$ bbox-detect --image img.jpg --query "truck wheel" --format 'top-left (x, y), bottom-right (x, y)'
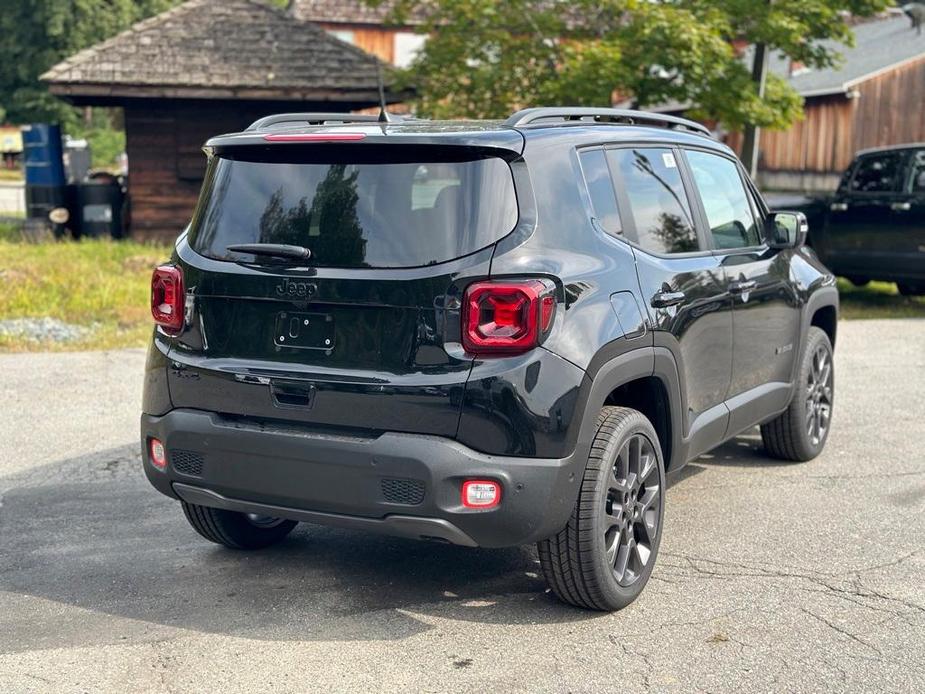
top-left (181, 501), bottom-right (297, 549)
top-left (897, 282), bottom-right (923, 297)
top-left (538, 407), bottom-right (665, 611)
top-left (845, 275), bottom-right (870, 287)
top-left (761, 327), bottom-right (834, 462)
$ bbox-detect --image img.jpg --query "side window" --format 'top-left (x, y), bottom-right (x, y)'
top-left (685, 150), bottom-right (761, 250)
top-left (578, 149), bottom-right (622, 236)
top-left (608, 147), bottom-right (699, 254)
top-left (909, 151), bottom-right (925, 193)
top-left (849, 152), bottom-right (904, 193)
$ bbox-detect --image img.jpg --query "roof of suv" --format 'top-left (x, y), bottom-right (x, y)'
top-left (205, 108), bottom-right (725, 155)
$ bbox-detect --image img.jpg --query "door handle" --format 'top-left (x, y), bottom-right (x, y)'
top-left (830, 202), bottom-right (848, 212)
top-left (651, 290), bottom-right (686, 309)
top-left (729, 279), bottom-right (758, 294)
top-left (891, 201), bottom-right (912, 212)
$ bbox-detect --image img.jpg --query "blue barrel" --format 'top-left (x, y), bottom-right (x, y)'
top-left (22, 124), bottom-right (66, 186)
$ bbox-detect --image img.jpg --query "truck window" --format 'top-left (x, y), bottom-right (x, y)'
top-left (849, 152), bottom-right (904, 193)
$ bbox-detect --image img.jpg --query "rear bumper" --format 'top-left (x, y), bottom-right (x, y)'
top-left (141, 409), bottom-right (584, 548)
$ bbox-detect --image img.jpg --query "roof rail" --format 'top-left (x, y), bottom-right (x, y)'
top-left (504, 108), bottom-right (712, 138)
top-left (246, 112), bottom-right (406, 131)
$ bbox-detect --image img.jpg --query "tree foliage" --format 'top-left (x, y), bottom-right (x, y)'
top-left (385, 0), bottom-right (893, 130)
top-left (0, 0), bottom-right (181, 126)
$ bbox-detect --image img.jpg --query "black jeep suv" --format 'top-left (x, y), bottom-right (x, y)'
top-left (142, 108), bottom-right (838, 611)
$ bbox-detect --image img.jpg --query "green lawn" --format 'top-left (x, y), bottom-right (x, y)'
top-left (0, 238), bottom-right (171, 351)
top-left (836, 278), bottom-right (925, 320)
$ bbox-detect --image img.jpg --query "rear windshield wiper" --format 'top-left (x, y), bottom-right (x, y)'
top-left (226, 243), bottom-right (312, 261)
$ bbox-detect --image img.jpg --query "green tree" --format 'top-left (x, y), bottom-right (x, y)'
top-left (0, 1), bottom-right (182, 126)
top-left (384, 0), bottom-right (891, 132)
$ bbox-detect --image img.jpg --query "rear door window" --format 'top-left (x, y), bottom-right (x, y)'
top-left (189, 148), bottom-right (518, 268)
top-left (608, 147), bottom-right (699, 254)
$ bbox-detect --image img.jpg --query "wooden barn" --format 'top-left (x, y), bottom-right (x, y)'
top-left (289, 0), bottom-right (426, 67)
top-left (650, 14), bottom-right (925, 192)
top-left (42, 0), bottom-right (400, 241)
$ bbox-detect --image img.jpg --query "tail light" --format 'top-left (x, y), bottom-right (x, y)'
top-left (151, 265), bottom-right (185, 334)
top-left (462, 279), bottom-right (557, 356)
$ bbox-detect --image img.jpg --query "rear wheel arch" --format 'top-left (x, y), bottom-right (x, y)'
top-left (576, 345), bottom-right (684, 471)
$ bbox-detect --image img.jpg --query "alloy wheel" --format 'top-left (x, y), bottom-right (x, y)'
top-left (806, 344), bottom-right (833, 447)
top-left (602, 434), bottom-right (661, 587)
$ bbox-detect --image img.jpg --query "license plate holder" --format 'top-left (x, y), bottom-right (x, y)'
top-left (273, 312), bottom-right (334, 352)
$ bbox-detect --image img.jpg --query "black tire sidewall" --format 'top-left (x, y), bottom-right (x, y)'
top-left (588, 411), bottom-right (666, 609)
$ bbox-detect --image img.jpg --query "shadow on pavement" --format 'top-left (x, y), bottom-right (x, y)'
top-left (0, 444), bottom-right (600, 654)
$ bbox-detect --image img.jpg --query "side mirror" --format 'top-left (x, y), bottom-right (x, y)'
top-left (766, 211), bottom-right (808, 249)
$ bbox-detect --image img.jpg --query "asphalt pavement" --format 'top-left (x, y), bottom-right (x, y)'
top-left (0, 320), bottom-right (923, 693)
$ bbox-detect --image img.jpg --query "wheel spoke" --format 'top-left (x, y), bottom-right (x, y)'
top-left (614, 535), bottom-right (633, 581)
top-left (637, 486), bottom-right (659, 516)
top-left (635, 540), bottom-right (651, 568)
top-left (602, 499), bottom-right (623, 531)
top-left (604, 528), bottom-right (620, 566)
top-left (639, 451), bottom-right (656, 484)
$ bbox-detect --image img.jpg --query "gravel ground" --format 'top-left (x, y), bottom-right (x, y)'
top-left (0, 321), bottom-right (923, 693)
top-left (0, 318), bottom-right (90, 344)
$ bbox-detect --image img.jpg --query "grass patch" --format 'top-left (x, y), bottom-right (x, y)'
top-left (0, 220), bottom-right (22, 241)
top-left (836, 278), bottom-right (925, 319)
top-left (0, 239), bottom-right (172, 351)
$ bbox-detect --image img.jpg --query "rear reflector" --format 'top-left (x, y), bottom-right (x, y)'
top-left (263, 133), bottom-right (366, 142)
top-left (462, 480), bottom-right (502, 509)
top-left (461, 279), bottom-right (556, 356)
top-left (151, 265), bottom-right (184, 334)
top-left (149, 438), bottom-right (167, 470)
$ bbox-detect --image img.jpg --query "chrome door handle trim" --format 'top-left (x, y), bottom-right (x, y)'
top-left (891, 202), bottom-right (912, 212)
top-left (830, 202), bottom-right (848, 212)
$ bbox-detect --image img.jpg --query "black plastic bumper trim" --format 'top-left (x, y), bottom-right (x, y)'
top-left (173, 483), bottom-right (479, 547)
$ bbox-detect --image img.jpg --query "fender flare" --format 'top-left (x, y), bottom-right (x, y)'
top-left (570, 345), bottom-right (686, 472)
top-left (801, 284), bottom-right (839, 344)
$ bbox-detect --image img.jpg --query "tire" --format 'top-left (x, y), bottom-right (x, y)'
top-left (761, 326), bottom-right (834, 462)
top-left (845, 275), bottom-right (870, 287)
top-left (538, 407), bottom-right (666, 611)
top-left (897, 282), bottom-right (924, 297)
top-left (181, 502), bottom-right (297, 550)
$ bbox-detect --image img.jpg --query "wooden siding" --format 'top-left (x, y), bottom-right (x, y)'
top-left (728, 55), bottom-right (925, 176)
top-left (317, 22), bottom-right (399, 63)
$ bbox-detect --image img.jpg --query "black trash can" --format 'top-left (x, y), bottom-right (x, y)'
top-left (75, 180), bottom-right (126, 238)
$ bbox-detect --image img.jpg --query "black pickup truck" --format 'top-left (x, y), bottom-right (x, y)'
top-left (772, 145), bottom-right (925, 295)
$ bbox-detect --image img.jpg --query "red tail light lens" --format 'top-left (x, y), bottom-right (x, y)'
top-left (462, 280), bottom-right (556, 355)
top-left (151, 265), bottom-right (185, 334)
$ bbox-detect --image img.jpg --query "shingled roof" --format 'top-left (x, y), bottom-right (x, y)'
top-left (42, 0), bottom-right (397, 103)
top-left (289, 0), bottom-right (425, 26)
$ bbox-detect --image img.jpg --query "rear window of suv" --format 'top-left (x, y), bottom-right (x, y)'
top-left (188, 147), bottom-right (518, 268)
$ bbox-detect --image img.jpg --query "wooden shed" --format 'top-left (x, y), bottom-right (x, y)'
top-left (42, 0), bottom-right (400, 240)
